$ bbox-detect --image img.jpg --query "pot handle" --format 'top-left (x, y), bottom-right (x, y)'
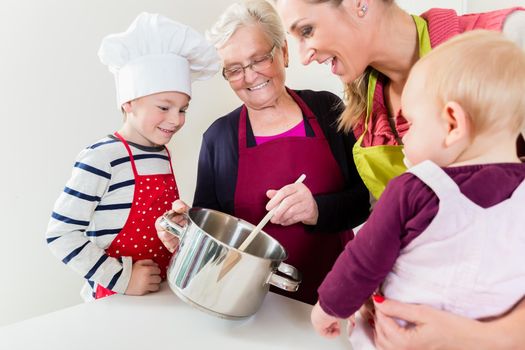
top-left (158, 210), bottom-right (189, 239)
top-left (269, 262), bottom-right (302, 292)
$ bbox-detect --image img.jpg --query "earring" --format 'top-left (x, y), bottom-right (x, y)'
top-left (358, 3), bottom-right (368, 17)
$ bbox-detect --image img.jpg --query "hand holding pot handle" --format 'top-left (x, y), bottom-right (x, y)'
top-left (156, 199), bottom-right (189, 253)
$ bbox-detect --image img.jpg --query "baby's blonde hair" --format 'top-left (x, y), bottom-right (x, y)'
top-left (415, 30), bottom-right (525, 136)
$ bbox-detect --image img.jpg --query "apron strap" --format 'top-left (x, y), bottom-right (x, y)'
top-left (238, 88), bottom-right (323, 151)
top-left (113, 132), bottom-right (175, 177)
top-left (412, 15), bottom-right (432, 57)
top-left (360, 69), bottom-right (379, 145)
top-left (238, 105), bottom-right (249, 151)
top-left (407, 160), bottom-right (460, 201)
top-left (359, 15), bottom-right (431, 148)
top-left (286, 88), bottom-right (324, 137)
top-left (114, 132), bottom-right (139, 177)
top-left (163, 146), bottom-right (175, 176)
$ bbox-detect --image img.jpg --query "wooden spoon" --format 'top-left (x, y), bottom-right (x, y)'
top-left (238, 174), bottom-right (306, 251)
top-left (216, 174), bottom-right (306, 282)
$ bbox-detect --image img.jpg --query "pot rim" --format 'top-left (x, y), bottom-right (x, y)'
top-left (170, 207), bottom-right (289, 263)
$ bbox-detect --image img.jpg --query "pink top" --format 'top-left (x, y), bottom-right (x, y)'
top-left (254, 120), bottom-right (306, 145)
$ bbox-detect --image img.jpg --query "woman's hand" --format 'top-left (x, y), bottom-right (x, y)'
top-left (359, 295), bottom-right (376, 328)
top-left (374, 296), bottom-right (525, 350)
top-left (373, 298), bottom-right (480, 350)
top-left (155, 199), bottom-right (189, 253)
top-left (311, 302), bottom-right (341, 338)
top-left (266, 182), bottom-right (318, 226)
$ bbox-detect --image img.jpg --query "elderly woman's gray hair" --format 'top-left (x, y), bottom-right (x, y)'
top-left (207, 0), bottom-right (286, 49)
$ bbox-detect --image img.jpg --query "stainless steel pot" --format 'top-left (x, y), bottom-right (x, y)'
top-left (159, 207), bottom-right (301, 319)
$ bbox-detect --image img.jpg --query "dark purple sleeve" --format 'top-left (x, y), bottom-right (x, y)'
top-left (317, 173), bottom-right (438, 318)
top-left (192, 111), bottom-right (240, 215)
top-left (193, 137), bottom-right (220, 210)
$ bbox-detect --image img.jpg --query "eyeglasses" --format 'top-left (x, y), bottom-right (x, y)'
top-left (222, 46), bottom-right (276, 82)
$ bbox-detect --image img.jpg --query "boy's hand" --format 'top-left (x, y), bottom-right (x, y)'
top-left (125, 259), bottom-right (161, 296)
top-left (155, 199), bottom-right (189, 253)
top-left (311, 301), bottom-right (341, 338)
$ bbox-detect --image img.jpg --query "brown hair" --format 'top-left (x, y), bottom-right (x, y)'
top-left (299, 0), bottom-right (391, 133)
top-left (273, 0), bottom-right (395, 132)
top-left (338, 70), bottom-right (371, 133)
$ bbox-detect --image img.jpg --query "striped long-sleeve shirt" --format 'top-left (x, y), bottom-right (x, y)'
top-left (46, 135), bottom-right (173, 300)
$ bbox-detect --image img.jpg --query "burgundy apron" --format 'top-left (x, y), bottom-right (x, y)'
top-left (95, 132), bottom-right (179, 299)
top-left (234, 89), bottom-right (354, 304)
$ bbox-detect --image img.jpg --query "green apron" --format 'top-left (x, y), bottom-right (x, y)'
top-left (352, 15), bottom-right (432, 199)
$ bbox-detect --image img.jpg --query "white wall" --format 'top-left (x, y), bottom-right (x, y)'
top-left (0, 0), bottom-right (343, 327)
top-left (0, 0), bottom-right (521, 327)
top-left (0, 0), bottom-right (233, 327)
top-left (467, 0), bottom-right (524, 12)
top-left (396, 0), bottom-right (465, 14)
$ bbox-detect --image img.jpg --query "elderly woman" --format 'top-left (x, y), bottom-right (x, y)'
top-left (275, 0), bottom-right (525, 348)
top-left (159, 0), bottom-right (369, 306)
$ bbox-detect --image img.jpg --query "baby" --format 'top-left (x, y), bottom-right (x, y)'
top-left (311, 30), bottom-right (525, 337)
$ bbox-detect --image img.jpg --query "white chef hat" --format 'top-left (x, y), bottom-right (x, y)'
top-left (98, 12), bottom-right (220, 107)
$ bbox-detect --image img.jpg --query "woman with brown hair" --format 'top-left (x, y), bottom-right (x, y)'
top-left (274, 0), bottom-right (525, 348)
top-left (276, 0), bottom-right (525, 200)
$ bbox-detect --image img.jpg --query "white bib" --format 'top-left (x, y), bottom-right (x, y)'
top-left (382, 160), bottom-right (525, 319)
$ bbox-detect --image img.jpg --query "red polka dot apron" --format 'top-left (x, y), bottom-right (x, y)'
top-left (95, 132), bottom-right (179, 299)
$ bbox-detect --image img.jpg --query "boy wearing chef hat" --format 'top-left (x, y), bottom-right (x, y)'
top-left (45, 12), bottom-right (219, 301)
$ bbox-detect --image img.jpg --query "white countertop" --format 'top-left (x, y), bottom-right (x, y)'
top-left (0, 283), bottom-right (353, 350)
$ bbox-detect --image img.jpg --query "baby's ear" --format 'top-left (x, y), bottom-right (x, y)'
top-left (442, 101), bottom-right (470, 147)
